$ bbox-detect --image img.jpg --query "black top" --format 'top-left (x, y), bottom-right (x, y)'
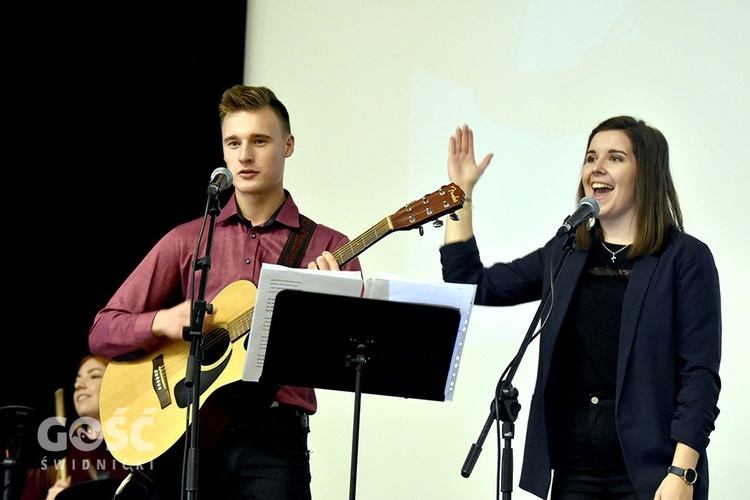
top-left (549, 239), bottom-right (633, 408)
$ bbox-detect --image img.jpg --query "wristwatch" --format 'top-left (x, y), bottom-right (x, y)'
top-left (668, 465), bottom-right (698, 485)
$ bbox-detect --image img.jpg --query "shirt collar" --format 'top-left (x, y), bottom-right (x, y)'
top-left (216, 190), bottom-right (301, 229)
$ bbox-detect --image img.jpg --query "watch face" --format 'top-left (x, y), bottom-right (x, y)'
top-left (685, 468), bottom-right (698, 484)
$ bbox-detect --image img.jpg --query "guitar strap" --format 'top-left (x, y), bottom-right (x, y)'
top-left (276, 214), bottom-right (318, 268)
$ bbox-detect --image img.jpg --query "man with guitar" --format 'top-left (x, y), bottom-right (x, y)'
top-left (89, 85), bottom-right (360, 499)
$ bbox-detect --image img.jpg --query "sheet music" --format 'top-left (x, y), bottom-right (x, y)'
top-left (242, 263), bottom-right (364, 382)
top-left (243, 265), bottom-right (476, 400)
top-left (364, 273), bottom-right (477, 401)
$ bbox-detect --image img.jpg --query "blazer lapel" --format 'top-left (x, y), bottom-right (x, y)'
top-left (538, 248), bottom-right (589, 380)
top-left (616, 254), bottom-right (658, 396)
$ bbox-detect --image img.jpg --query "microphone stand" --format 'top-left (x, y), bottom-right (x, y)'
top-left (461, 232), bottom-right (578, 500)
top-left (182, 191), bottom-right (223, 500)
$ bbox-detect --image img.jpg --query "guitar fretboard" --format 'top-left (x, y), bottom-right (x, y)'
top-left (333, 218), bottom-right (393, 267)
top-left (229, 308), bottom-right (253, 342)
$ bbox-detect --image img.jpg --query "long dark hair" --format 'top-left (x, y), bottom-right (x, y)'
top-left (575, 115), bottom-right (683, 256)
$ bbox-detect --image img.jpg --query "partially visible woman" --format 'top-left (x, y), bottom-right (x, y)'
top-left (21, 355), bottom-right (136, 499)
top-left (439, 117), bottom-right (721, 499)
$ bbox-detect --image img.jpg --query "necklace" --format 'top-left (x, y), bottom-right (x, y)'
top-left (601, 241), bottom-right (630, 263)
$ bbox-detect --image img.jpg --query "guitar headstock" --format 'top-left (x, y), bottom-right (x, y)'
top-left (390, 183), bottom-right (465, 231)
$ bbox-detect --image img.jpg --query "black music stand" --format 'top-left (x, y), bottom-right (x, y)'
top-left (1, 405), bottom-right (67, 500)
top-left (260, 289), bottom-right (462, 500)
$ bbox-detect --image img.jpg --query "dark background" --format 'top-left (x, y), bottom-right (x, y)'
top-left (2, 2), bottom-right (247, 421)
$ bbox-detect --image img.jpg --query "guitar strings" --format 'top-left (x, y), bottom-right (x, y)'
top-left (333, 218), bottom-right (390, 264)
top-left (198, 307), bottom-right (253, 352)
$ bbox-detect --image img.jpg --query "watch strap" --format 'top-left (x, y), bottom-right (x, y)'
top-left (667, 465), bottom-right (698, 485)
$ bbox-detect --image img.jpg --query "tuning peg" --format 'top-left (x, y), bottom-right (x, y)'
top-left (432, 219), bottom-right (444, 228)
top-left (419, 226), bottom-right (425, 236)
top-left (449, 213), bottom-right (460, 221)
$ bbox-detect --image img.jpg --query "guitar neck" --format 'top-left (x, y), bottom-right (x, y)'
top-left (332, 217), bottom-right (392, 267)
top-left (330, 183), bottom-right (465, 267)
top-left (228, 307), bottom-right (254, 342)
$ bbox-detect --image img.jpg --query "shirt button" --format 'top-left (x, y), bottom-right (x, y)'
top-left (251, 233), bottom-right (257, 239)
top-left (245, 259), bottom-right (251, 264)
top-left (590, 396), bottom-right (599, 405)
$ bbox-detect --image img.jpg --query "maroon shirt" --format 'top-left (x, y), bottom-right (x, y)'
top-left (89, 191), bottom-right (361, 413)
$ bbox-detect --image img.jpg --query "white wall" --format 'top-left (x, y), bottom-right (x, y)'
top-left (245, 1), bottom-right (749, 498)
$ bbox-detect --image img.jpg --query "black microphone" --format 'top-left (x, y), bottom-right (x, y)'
top-left (207, 167), bottom-right (233, 196)
top-left (557, 196), bottom-right (600, 236)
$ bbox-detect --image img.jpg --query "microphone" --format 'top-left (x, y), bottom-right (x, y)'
top-left (557, 196), bottom-right (600, 236)
top-left (207, 167), bottom-right (233, 196)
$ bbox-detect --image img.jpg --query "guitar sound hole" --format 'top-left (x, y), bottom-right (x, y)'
top-left (201, 328), bottom-right (230, 365)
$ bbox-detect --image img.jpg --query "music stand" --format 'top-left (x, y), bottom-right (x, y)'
top-left (260, 289), bottom-right (462, 500)
top-left (1, 405), bottom-right (66, 500)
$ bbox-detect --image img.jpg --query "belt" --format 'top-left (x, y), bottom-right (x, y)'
top-left (268, 404), bottom-right (310, 429)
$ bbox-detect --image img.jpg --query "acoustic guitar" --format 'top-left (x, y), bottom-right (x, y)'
top-left (99, 183), bottom-right (465, 465)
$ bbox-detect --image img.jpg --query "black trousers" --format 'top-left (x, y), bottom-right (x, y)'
top-left (135, 404), bottom-right (312, 500)
top-left (550, 397), bottom-right (636, 500)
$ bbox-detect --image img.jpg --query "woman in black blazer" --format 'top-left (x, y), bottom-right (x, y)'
top-left (440, 117), bottom-right (721, 500)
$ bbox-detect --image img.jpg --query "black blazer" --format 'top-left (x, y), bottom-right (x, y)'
top-left (440, 229), bottom-right (721, 499)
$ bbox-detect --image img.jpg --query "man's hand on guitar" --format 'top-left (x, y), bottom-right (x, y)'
top-left (307, 251), bottom-right (340, 271)
top-left (152, 300), bottom-right (197, 341)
